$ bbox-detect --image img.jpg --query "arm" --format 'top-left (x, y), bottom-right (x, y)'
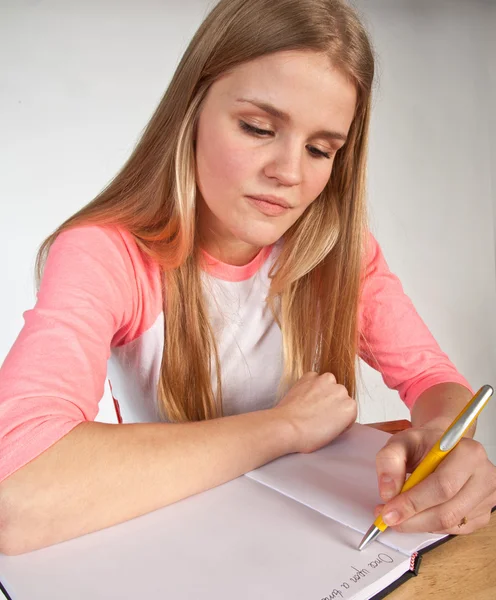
top-left (0, 227), bottom-right (355, 554)
top-left (411, 381), bottom-right (475, 434)
top-left (374, 381), bottom-right (495, 535)
top-left (0, 409), bottom-right (294, 556)
top-left (357, 233), bottom-right (475, 444)
top-left (359, 235), bottom-right (496, 534)
top-left (0, 227), bottom-right (294, 554)
top-left (358, 232), bottom-right (473, 409)
top-left (0, 373), bottom-right (356, 556)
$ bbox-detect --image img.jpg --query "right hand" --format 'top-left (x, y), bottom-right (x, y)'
top-left (273, 371), bottom-right (357, 454)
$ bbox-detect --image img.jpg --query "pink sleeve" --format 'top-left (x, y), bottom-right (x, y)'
top-left (0, 225), bottom-right (145, 483)
top-left (358, 232), bottom-right (473, 409)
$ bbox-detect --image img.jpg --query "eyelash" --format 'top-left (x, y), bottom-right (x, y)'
top-left (238, 120), bottom-right (332, 160)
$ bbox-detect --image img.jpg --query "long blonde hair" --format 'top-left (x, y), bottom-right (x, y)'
top-left (35, 0), bottom-right (374, 422)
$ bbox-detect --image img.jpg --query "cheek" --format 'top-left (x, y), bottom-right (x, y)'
top-left (196, 122), bottom-right (253, 194)
top-left (303, 162), bottom-right (334, 205)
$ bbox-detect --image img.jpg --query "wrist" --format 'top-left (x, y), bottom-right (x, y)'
top-left (415, 416), bottom-right (476, 440)
top-left (410, 383), bottom-right (475, 436)
top-left (413, 416), bottom-right (453, 432)
top-left (267, 405), bottom-right (299, 455)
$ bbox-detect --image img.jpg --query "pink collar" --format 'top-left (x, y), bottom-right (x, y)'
top-left (199, 245), bottom-right (274, 282)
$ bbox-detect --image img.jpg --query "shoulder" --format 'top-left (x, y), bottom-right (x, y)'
top-left (53, 223), bottom-right (143, 262)
top-left (51, 223), bottom-right (158, 276)
top-left (46, 224), bottom-right (162, 345)
top-left (361, 230), bottom-right (383, 276)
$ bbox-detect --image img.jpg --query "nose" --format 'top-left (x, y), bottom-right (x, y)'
top-left (263, 140), bottom-right (304, 187)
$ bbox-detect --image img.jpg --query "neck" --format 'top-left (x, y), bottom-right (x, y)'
top-left (200, 238), bottom-right (263, 266)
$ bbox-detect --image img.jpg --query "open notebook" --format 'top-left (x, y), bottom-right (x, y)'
top-left (0, 424), bottom-right (450, 600)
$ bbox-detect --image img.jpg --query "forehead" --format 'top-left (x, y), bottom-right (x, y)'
top-left (211, 50), bottom-right (357, 132)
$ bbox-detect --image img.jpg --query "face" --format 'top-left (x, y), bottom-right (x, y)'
top-left (195, 49), bottom-right (357, 265)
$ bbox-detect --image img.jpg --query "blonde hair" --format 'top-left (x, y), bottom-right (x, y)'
top-left (35, 0), bottom-right (375, 422)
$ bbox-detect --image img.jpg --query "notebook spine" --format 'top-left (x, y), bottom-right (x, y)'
top-left (410, 551), bottom-right (421, 575)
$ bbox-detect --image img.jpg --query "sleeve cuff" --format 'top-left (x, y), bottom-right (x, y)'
top-left (403, 374), bottom-right (474, 410)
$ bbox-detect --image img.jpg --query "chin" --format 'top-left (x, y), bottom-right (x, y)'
top-left (233, 215), bottom-right (290, 245)
top-left (234, 228), bottom-right (284, 249)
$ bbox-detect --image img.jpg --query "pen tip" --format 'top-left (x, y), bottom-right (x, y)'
top-left (357, 524), bottom-right (382, 551)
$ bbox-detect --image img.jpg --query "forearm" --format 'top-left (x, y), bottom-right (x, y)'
top-left (411, 382), bottom-right (474, 434)
top-left (0, 410), bottom-right (294, 555)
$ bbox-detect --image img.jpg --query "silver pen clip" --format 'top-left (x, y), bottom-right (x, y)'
top-left (439, 385), bottom-right (494, 452)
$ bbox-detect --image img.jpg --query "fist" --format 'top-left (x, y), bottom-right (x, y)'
top-left (274, 371), bottom-right (357, 454)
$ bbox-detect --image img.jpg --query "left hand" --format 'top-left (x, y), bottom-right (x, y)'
top-left (374, 426), bottom-right (496, 534)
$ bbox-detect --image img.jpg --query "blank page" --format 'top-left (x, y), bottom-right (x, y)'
top-left (246, 423), bottom-right (446, 555)
top-left (0, 476), bottom-right (408, 600)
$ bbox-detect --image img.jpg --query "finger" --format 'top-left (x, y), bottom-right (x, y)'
top-left (297, 372), bottom-right (318, 386)
top-left (431, 499), bottom-right (495, 535)
top-left (319, 372), bottom-right (337, 384)
top-left (374, 504), bottom-right (385, 519)
top-left (383, 440), bottom-right (484, 531)
top-left (375, 479), bottom-right (495, 530)
top-left (408, 488), bottom-right (496, 535)
top-left (373, 500), bottom-right (490, 526)
top-left (380, 443), bottom-right (473, 528)
top-left (455, 512), bottom-right (493, 534)
top-left (375, 430), bottom-right (427, 502)
top-left (397, 499), bottom-right (493, 536)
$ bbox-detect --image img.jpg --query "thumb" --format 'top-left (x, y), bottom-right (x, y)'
top-left (375, 430), bottom-right (425, 502)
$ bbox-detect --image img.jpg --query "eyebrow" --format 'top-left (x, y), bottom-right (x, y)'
top-left (235, 97), bottom-right (348, 143)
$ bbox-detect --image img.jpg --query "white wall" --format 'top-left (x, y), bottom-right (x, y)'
top-left (1, 1), bottom-right (495, 459)
top-left (489, 1), bottom-right (496, 275)
top-left (351, 0), bottom-right (496, 463)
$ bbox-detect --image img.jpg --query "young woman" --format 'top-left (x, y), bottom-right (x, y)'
top-left (0, 0), bottom-right (494, 556)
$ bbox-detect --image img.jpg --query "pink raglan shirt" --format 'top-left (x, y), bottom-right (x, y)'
top-left (0, 226), bottom-right (472, 483)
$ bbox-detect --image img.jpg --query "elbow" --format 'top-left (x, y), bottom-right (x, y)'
top-left (0, 525), bottom-right (34, 557)
top-left (0, 540), bottom-right (34, 557)
top-left (0, 482), bottom-right (40, 556)
top-left (0, 485), bottom-right (19, 555)
top-left (0, 532), bottom-right (26, 557)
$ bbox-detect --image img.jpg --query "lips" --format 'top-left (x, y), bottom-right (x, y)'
top-left (246, 195), bottom-right (291, 208)
top-left (246, 196), bottom-right (291, 217)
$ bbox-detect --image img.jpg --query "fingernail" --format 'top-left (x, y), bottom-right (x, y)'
top-left (382, 510), bottom-right (400, 526)
top-left (380, 475), bottom-right (395, 500)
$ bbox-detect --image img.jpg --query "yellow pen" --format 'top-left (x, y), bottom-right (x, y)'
top-left (358, 384), bottom-right (494, 551)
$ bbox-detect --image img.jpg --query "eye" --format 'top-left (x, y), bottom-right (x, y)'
top-left (239, 120), bottom-right (332, 160)
top-left (307, 146), bottom-right (332, 160)
top-left (239, 120), bottom-right (274, 137)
